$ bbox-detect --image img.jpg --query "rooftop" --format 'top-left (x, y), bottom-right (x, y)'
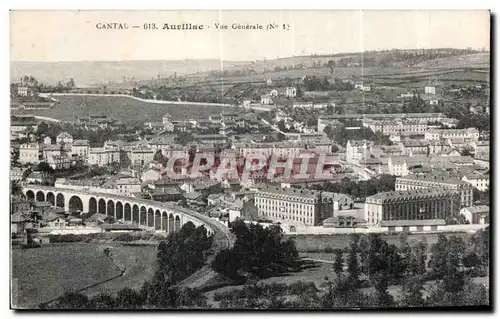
top-left (381, 219), bottom-right (446, 227)
top-left (397, 174), bottom-right (469, 185)
top-left (258, 186), bottom-right (322, 199)
top-left (463, 205), bottom-right (490, 214)
top-left (367, 188), bottom-right (457, 202)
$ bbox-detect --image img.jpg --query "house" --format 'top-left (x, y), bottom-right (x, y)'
top-left (67, 217), bottom-right (83, 227)
top-left (207, 193), bottom-right (224, 206)
top-left (424, 86), bottom-right (436, 95)
top-left (346, 140), bottom-right (373, 163)
top-left (162, 113), bottom-right (175, 132)
top-left (115, 177), bottom-right (142, 195)
top-left (26, 171), bottom-right (45, 184)
top-left (148, 187), bottom-right (183, 202)
top-left (184, 191), bottom-right (204, 205)
top-left (285, 87), bottom-right (297, 98)
top-left (86, 213), bottom-right (114, 225)
top-left (71, 139), bottom-right (90, 157)
top-left (43, 213), bottom-right (67, 228)
top-left (47, 155), bottom-right (73, 170)
top-left (460, 206), bottom-right (489, 225)
top-left (472, 141), bottom-right (490, 154)
top-left (11, 212), bottom-right (30, 234)
top-left (11, 167), bottom-right (30, 182)
top-left (56, 132), bottom-right (74, 145)
top-left (260, 95), bottom-right (273, 105)
top-left (19, 143), bottom-right (41, 164)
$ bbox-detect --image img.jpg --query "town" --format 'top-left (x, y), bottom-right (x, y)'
top-left (10, 48), bottom-right (490, 309)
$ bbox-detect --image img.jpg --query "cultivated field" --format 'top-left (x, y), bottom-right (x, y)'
top-left (11, 244), bottom-right (122, 308)
top-left (12, 95), bottom-right (239, 123)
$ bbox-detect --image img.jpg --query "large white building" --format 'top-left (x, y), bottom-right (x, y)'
top-left (462, 172), bottom-right (489, 192)
top-left (363, 119), bottom-right (428, 136)
top-left (395, 175), bottom-right (474, 207)
top-left (255, 186), bottom-right (323, 226)
top-left (71, 139), bottom-right (90, 157)
top-left (424, 128), bottom-right (480, 141)
top-left (19, 143), bottom-right (41, 164)
top-left (88, 147), bottom-right (120, 167)
top-left (424, 86), bottom-right (436, 95)
top-left (345, 140), bottom-right (373, 162)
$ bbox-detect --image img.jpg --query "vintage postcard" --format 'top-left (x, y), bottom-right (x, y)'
top-left (10, 10), bottom-right (491, 310)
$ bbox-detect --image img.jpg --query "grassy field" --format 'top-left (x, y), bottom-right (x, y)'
top-left (12, 95), bottom-right (238, 123)
top-left (82, 245), bottom-right (158, 297)
top-left (11, 244), bottom-right (122, 308)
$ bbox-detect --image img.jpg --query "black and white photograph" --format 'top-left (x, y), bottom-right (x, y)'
top-left (9, 9), bottom-right (491, 310)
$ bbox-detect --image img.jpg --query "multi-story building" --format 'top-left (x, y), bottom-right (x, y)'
top-left (285, 87), bottom-right (297, 98)
top-left (345, 140), bottom-right (373, 162)
top-left (115, 177), bottom-right (142, 195)
top-left (232, 141), bottom-right (304, 159)
top-left (71, 139), bottom-right (90, 157)
top-left (260, 95), bottom-right (273, 105)
top-left (88, 147), bottom-right (120, 167)
top-left (255, 186), bottom-right (326, 226)
top-left (388, 155), bottom-right (475, 176)
top-left (398, 139), bottom-right (429, 155)
top-left (47, 155), bottom-right (72, 170)
top-left (365, 188), bottom-right (461, 228)
top-left (126, 147), bottom-right (155, 168)
top-left (56, 132), bottom-right (74, 145)
top-left (42, 144), bottom-right (71, 162)
top-left (147, 135), bottom-right (177, 154)
top-left (462, 172), bottom-right (489, 192)
top-left (428, 139), bottom-right (452, 155)
top-left (472, 140), bottom-right (490, 154)
top-left (424, 128), bottom-right (480, 141)
top-left (19, 143), bottom-right (41, 164)
top-left (363, 119), bottom-right (428, 136)
top-left (395, 174), bottom-right (474, 207)
top-left (10, 167), bottom-right (30, 182)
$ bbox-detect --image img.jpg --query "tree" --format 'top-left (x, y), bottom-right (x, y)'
top-left (371, 274), bottom-right (394, 308)
top-left (327, 60), bottom-right (335, 74)
top-left (428, 234), bottom-right (449, 278)
top-left (347, 235), bottom-right (360, 287)
top-left (174, 132), bottom-right (195, 146)
top-left (398, 275), bottom-right (425, 307)
top-left (212, 249), bottom-right (241, 280)
top-left (213, 220), bottom-right (300, 280)
top-left (333, 249), bottom-right (343, 275)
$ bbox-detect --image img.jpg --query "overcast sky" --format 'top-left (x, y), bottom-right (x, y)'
top-left (10, 10), bottom-right (490, 62)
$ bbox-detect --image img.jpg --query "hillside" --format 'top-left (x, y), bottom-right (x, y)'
top-left (411, 53), bottom-right (490, 69)
top-left (10, 59), bottom-right (247, 87)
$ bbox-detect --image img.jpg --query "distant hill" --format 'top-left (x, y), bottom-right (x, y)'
top-left (411, 53), bottom-right (490, 69)
top-left (10, 59), bottom-right (247, 87)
